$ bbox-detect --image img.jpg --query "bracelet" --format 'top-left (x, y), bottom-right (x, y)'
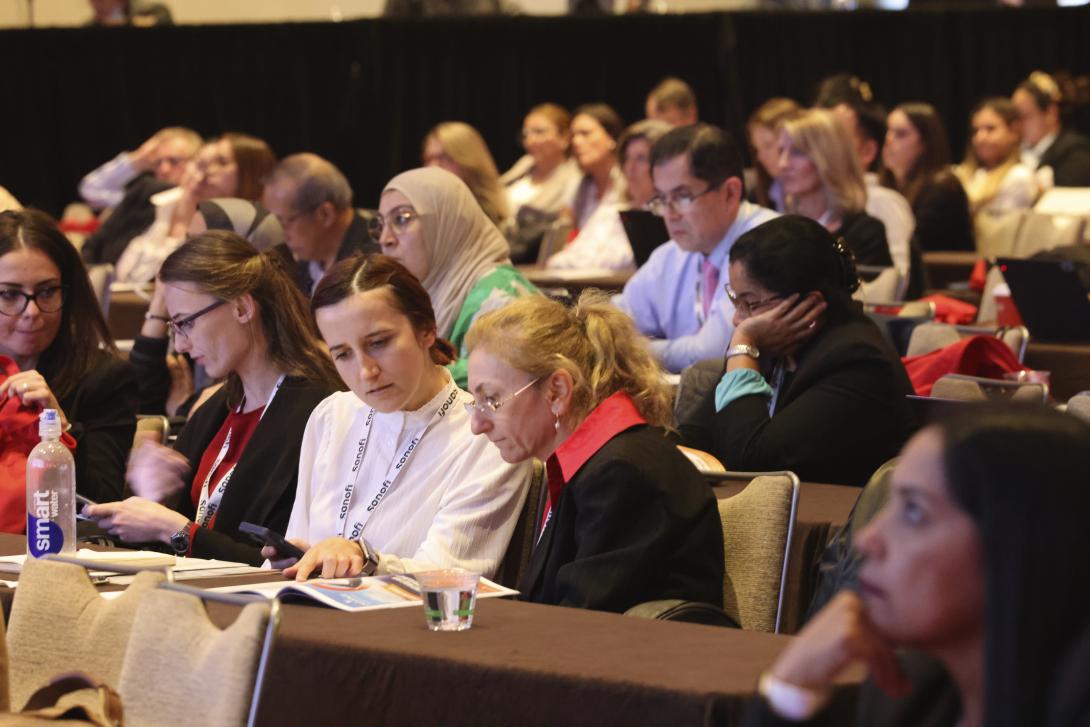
top-left (145, 313), bottom-right (171, 323)
top-left (757, 671), bottom-right (831, 721)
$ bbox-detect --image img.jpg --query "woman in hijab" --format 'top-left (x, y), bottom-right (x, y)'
top-left (372, 167), bottom-right (537, 389)
top-left (130, 199), bottom-right (287, 415)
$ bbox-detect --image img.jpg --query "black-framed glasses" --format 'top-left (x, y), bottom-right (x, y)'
top-left (367, 206), bottom-right (419, 243)
top-left (725, 287), bottom-right (783, 317)
top-left (464, 377), bottom-right (541, 417)
top-left (0, 285), bottom-right (67, 316)
top-left (647, 180), bottom-right (724, 217)
top-left (168, 300), bottom-right (226, 340)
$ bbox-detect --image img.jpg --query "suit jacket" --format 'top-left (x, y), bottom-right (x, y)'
top-left (1039, 128), bottom-right (1090, 188)
top-left (745, 652), bottom-right (961, 727)
top-left (518, 424), bottom-right (724, 613)
top-left (290, 211), bottom-right (380, 294)
top-left (56, 354), bottom-right (138, 504)
top-left (81, 173), bottom-right (171, 266)
top-left (678, 308), bottom-right (917, 487)
top-left (171, 377), bottom-right (333, 564)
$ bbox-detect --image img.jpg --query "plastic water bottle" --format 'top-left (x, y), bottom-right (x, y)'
top-left (26, 409), bottom-right (76, 558)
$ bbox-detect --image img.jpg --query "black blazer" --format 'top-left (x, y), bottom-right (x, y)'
top-left (56, 354), bottom-right (138, 504)
top-left (518, 424), bottom-right (724, 613)
top-left (1039, 128), bottom-right (1090, 188)
top-left (290, 211), bottom-right (380, 294)
top-left (834, 212), bottom-right (893, 268)
top-left (81, 173), bottom-right (171, 266)
top-left (678, 308), bottom-right (917, 487)
top-left (913, 172), bottom-right (975, 252)
top-left (171, 377), bottom-right (333, 564)
top-left (745, 652), bottom-right (960, 727)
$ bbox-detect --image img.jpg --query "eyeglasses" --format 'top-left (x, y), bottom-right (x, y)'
top-left (725, 287), bottom-right (783, 317)
top-left (168, 300), bottom-right (226, 340)
top-left (0, 285), bottom-right (66, 316)
top-left (367, 207), bottom-right (418, 243)
top-left (464, 377), bottom-right (541, 417)
top-left (647, 181), bottom-right (724, 217)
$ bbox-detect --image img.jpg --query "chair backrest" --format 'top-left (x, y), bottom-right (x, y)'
top-left (673, 358), bottom-right (722, 429)
top-left (1066, 391), bottom-right (1090, 424)
top-left (853, 266), bottom-right (902, 303)
top-left (931, 373), bottom-right (1048, 403)
top-left (975, 209), bottom-right (1025, 258)
top-left (976, 264), bottom-right (1007, 324)
top-left (134, 415), bottom-right (171, 447)
top-left (906, 322), bottom-right (1031, 362)
top-left (117, 584), bottom-right (278, 727)
top-left (492, 459), bottom-right (545, 588)
top-left (716, 471), bottom-right (799, 634)
top-left (535, 220), bottom-right (573, 267)
top-left (1013, 211), bottom-right (1086, 257)
top-left (6, 558), bottom-right (165, 710)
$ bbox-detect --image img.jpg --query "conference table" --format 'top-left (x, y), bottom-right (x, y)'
top-left (0, 535), bottom-right (861, 726)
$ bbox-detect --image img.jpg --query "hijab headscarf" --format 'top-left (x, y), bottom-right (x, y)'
top-left (383, 167), bottom-right (512, 338)
top-left (197, 198), bottom-right (285, 252)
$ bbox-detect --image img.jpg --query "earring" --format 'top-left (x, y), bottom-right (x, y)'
top-left (553, 408), bottom-right (561, 432)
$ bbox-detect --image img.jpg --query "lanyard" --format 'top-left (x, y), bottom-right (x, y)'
top-left (768, 363), bottom-right (786, 416)
top-left (338, 383), bottom-right (459, 540)
top-left (194, 374), bottom-right (285, 528)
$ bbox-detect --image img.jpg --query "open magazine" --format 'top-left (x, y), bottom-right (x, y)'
top-left (209, 573), bottom-right (518, 613)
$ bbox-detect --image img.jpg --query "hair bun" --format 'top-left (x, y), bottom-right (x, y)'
top-left (832, 236), bottom-right (861, 294)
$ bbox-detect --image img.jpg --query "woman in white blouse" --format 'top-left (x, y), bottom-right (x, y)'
top-left (269, 254), bottom-right (531, 580)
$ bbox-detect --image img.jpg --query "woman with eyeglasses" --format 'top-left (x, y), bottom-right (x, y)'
top-left (268, 254), bottom-right (530, 580)
top-left (372, 166), bottom-right (537, 389)
top-left (677, 215), bottom-right (916, 487)
top-left (0, 210), bottom-right (137, 532)
top-left (83, 230), bottom-right (343, 564)
top-left (464, 291), bottom-right (723, 613)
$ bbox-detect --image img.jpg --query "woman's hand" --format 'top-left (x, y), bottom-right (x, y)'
top-left (769, 591), bottom-right (912, 697)
top-left (262, 539), bottom-right (311, 570)
top-left (83, 497), bottom-right (190, 544)
top-left (733, 293), bottom-right (827, 359)
top-left (0, 371), bottom-right (68, 428)
top-left (126, 440), bottom-right (190, 503)
top-left (282, 537), bottom-right (367, 581)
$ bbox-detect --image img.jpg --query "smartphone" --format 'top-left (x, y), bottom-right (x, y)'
top-left (238, 522), bottom-right (305, 560)
top-left (75, 493), bottom-right (98, 521)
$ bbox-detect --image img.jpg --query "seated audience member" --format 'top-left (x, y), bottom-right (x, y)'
top-left (374, 167), bottom-right (537, 389)
top-left (271, 255), bottom-right (530, 580)
top-left (86, 0), bottom-right (173, 26)
top-left (113, 132), bottom-right (276, 283)
top-left (80, 127), bottom-right (201, 267)
top-left (569, 104), bottom-right (627, 230)
top-left (1013, 71), bottom-right (1090, 189)
top-left (677, 216), bottom-right (915, 487)
top-left (130, 199), bottom-right (286, 416)
top-left (778, 109), bottom-right (893, 268)
top-left (261, 153), bottom-right (379, 294)
top-left (0, 210), bottom-right (137, 522)
top-left (747, 97), bottom-right (802, 211)
top-left (546, 119), bottom-right (671, 272)
top-left (465, 292), bottom-right (724, 613)
top-left (423, 121), bottom-right (511, 231)
top-left (616, 124), bottom-right (777, 373)
top-left (954, 98), bottom-right (1038, 242)
top-left (84, 231), bottom-right (341, 564)
top-left (645, 77), bottom-right (699, 126)
top-left (829, 100), bottom-right (915, 280)
top-left (747, 405), bottom-right (1090, 726)
top-left (501, 103), bottom-right (582, 263)
top-left (881, 103), bottom-right (975, 252)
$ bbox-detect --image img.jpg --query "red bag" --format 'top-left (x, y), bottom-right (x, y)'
top-left (918, 294), bottom-right (979, 325)
top-left (902, 335), bottom-right (1026, 397)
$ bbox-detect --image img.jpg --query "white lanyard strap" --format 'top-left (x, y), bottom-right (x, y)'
top-left (194, 374), bottom-right (285, 528)
top-left (338, 384), bottom-right (460, 540)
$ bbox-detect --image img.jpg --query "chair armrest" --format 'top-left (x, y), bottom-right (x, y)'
top-left (624, 599), bottom-right (739, 628)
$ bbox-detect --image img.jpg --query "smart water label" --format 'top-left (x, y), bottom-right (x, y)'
top-left (27, 490), bottom-right (64, 557)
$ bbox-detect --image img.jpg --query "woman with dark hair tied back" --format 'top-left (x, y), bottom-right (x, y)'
top-left (678, 215), bottom-right (916, 487)
top-left (0, 209), bottom-right (137, 530)
top-left (748, 405), bottom-right (1090, 727)
top-left (269, 254), bottom-right (530, 581)
top-left (569, 103), bottom-right (627, 231)
top-left (880, 103), bottom-right (975, 252)
top-left (84, 231), bottom-right (341, 564)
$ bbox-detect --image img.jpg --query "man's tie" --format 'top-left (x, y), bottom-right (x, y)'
top-left (701, 258), bottom-right (720, 320)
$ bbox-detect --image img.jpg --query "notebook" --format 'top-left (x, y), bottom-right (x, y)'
top-left (619, 209), bottom-right (670, 267)
top-left (996, 257), bottom-right (1090, 343)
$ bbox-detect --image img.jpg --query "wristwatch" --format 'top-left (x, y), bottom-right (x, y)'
top-left (357, 537), bottom-right (380, 576)
top-left (725, 344), bottom-right (760, 360)
top-left (169, 523), bottom-right (194, 555)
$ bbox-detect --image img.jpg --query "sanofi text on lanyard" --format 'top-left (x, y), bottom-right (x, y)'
top-left (194, 374), bottom-right (285, 528)
top-left (338, 384), bottom-right (459, 540)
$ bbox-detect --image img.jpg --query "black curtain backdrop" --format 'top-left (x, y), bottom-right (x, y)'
top-left (2, 7), bottom-right (1089, 217)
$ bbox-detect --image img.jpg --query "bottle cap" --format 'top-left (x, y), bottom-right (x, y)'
top-left (39, 409), bottom-right (62, 439)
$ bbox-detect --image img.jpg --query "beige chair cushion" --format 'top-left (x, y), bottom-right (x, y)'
top-left (718, 475), bottom-right (795, 633)
top-left (931, 374), bottom-right (1047, 403)
top-left (906, 322), bottom-right (962, 358)
top-left (117, 590), bottom-right (269, 727)
top-left (6, 559), bottom-right (164, 710)
top-left (975, 209), bottom-right (1025, 258)
top-left (1066, 393), bottom-right (1090, 424)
